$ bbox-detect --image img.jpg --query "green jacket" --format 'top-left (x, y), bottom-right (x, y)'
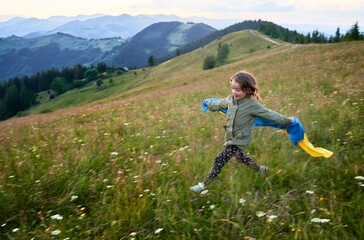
top-left (207, 95), bottom-right (292, 150)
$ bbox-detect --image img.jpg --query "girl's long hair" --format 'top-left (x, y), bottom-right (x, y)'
top-left (230, 71), bottom-right (262, 101)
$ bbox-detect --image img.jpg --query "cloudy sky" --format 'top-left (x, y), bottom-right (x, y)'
top-left (1, 0), bottom-right (363, 29)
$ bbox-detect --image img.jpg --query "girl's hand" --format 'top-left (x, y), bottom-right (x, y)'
top-left (291, 117), bottom-right (294, 122)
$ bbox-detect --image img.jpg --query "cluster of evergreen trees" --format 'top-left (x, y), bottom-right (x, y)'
top-left (203, 43), bottom-right (230, 70)
top-left (0, 62), bottom-right (110, 120)
top-left (258, 22), bottom-right (363, 44)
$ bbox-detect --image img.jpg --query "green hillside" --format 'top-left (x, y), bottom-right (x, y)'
top-left (23, 30), bottom-right (283, 115)
top-left (25, 68), bottom-right (147, 115)
top-left (0, 30), bottom-right (363, 239)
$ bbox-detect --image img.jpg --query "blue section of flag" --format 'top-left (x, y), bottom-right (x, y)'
top-left (203, 98), bottom-right (304, 146)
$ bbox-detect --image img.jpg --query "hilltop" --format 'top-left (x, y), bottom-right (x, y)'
top-left (0, 30), bottom-right (363, 239)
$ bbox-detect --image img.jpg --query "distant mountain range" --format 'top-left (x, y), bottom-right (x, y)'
top-left (0, 14), bottom-right (239, 39)
top-left (0, 21), bottom-right (216, 80)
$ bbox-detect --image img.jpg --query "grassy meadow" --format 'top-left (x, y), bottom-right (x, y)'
top-left (0, 31), bottom-right (363, 239)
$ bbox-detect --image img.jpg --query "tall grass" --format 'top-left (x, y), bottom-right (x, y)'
top-left (0, 41), bottom-right (363, 239)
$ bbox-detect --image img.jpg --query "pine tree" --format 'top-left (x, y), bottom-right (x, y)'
top-left (4, 84), bottom-right (20, 117)
top-left (148, 56), bottom-right (155, 66)
top-left (349, 22), bottom-right (360, 40)
top-left (216, 43), bottom-right (230, 66)
top-left (334, 27), bottom-right (341, 42)
top-left (203, 55), bottom-right (216, 70)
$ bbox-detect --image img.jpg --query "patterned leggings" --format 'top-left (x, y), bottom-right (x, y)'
top-left (203, 145), bottom-right (260, 185)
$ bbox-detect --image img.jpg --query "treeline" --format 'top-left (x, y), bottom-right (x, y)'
top-left (258, 21), bottom-right (363, 43)
top-left (0, 62), bottom-right (117, 121)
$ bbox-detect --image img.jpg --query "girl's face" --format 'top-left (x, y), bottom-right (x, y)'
top-left (231, 80), bottom-right (246, 100)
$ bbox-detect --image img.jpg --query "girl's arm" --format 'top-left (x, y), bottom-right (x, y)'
top-left (251, 100), bottom-right (292, 127)
top-left (206, 96), bottom-right (229, 111)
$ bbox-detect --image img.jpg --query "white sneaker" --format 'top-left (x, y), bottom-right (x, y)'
top-left (190, 182), bottom-right (205, 193)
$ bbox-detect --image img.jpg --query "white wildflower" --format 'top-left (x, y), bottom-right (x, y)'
top-left (305, 190), bottom-right (314, 194)
top-left (355, 176), bottom-right (364, 180)
top-left (209, 204), bottom-right (216, 209)
top-left (239, 198), bottom-right (246, 205)
top-left (201, 190), bottom-right (209, 195)
top-left (12, 228), bottom-right (20, 232)
top-left (311, 218), bottom-right (330, 223)
top-left (130, 232), bottom-right (137, 236)
top-left (111, 152), bottom-right (118, 156)
top-left (70, 195), bottom-right (78, 201)
top-left (155, 228), bottom-right (164, 234)
top-left (267, 215), bottom-right (278, 222)
top-left (256, 211), bottom-right (266, 217)
top-left (51, 229), bottom-right (61, 235)
top-left (51, 214), bottom-right (63, 220)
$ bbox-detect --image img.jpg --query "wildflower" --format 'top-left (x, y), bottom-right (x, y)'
top-left (358, 182), bottom-right (364, 187)
top-left (111, 152), bottom-right (118, 156)
top-left (1, 223), bottom-right (6, 227)
top-left (320, 197), bottom-right (324, 201)
top-left (70, 195), bottom-right (79, 201)
top-left (51, 214), bottom-right (63, 220)
top-left (256, 211), bottom-right (266, 217)
top-left (292, 228), bottom-right (295, 232)
top-left (51, 229), bottom-right (61, 235)
top-left (198, 209), bottom-right (203, 212)
top-left (311, 218), bottom-right (330, 223)
top-left (201, 190), bottom-right (208, 195)
top-left (130, 232), bottom-right (137, 236)
top-left (80, 213), bottom-right (86, 218)
top-left (305, 190), bottom-right (314, 194)
top-left (155, 228), bottom-right (163, 234)
top-left (209, 204), bottom-right (216, 209)
top-left (239, 198), bottom-right (246, 205)
top-left (355, 176), bottom-right (364, 180)
top-left (267, 215), bottom-right (278, 223)
top-left (80, 207), bottom-right (86, 211)
top-left (12, 228), bottom-right (20, 232)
